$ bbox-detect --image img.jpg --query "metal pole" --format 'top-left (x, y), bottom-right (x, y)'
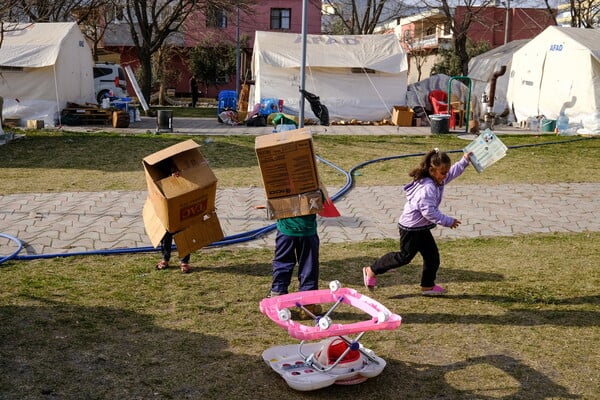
top-left (504, 0), bottom-right (510, 45)
top-left (299, 0), bottom-right (308, 127)
top-left (236, 5), bottom-right (241, 97)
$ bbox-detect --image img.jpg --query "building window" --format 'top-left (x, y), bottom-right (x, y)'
top-left (207, 6), bottom-right (227, 28)
top-left (270, 8), bottom-right (291, 30)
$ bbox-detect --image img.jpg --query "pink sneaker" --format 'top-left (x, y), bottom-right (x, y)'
top-left (421, 285), bottom-right (446, 296)
top-left (363, 267), bottom-right (376, 291)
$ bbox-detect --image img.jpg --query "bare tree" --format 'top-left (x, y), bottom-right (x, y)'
top-left (567, 0), bottom-right (600, 27)
top-left (322, 0), bottom-right (409, 34)
top-left (421, 0), bottom-right (497, 76)
top-left (119, 0), bottom-right (252, 107)
top-left (75, 2), bottom-right (117, 61)
top-left (13, 0), bottom-right (104, 23)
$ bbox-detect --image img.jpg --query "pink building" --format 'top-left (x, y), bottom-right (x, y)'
top-left (457, 6), bottom-right (556, 47)
top-left (104, 1), bottom-right (322, 98)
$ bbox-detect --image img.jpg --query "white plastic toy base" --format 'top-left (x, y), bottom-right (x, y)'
top-left (262, 340), bottom-right (387, 391)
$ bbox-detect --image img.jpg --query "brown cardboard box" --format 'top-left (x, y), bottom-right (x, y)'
top-left (143, 200), bottom-right (224, 255)
top-left (392, 106), bottom-right (414, 126)
top-left (26, 120), bottom-right (44, 129)
top-left (266, 189), bottom-right (324, 220)
top-left (143, 139), bottom-right (217, 232)
top-left (255, 128), bottom-right (319, 199)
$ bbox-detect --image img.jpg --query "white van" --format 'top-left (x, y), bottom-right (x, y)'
top-left (93, 63), bottom-right (128, 103)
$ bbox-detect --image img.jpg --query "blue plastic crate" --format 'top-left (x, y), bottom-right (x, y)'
top-left (218, 90), bottom-right (237, 114)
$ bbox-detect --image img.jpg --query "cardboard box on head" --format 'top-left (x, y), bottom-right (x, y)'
top-left (255, 128), bottom-right (320, 199)
top-left (142, 139), bottom-right (224, 254)
top-left (255, 128), bottom-right (340, 220)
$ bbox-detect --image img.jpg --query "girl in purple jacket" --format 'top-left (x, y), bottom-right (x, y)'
top-left (363, 148), bottom-right (472, 296)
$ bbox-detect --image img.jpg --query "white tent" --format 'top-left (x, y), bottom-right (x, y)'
top-left (506, 26), bottom-right (600, 131)
top-left (249, 31), bottom-right (408, 122)
top-left (468, 39), bottom-right (528, 121)
top-left (0, 22), bottom-right (96, 127)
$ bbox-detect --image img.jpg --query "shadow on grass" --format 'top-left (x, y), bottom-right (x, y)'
top-left (0, 301), bottom-right (276, 399)
top-left (0, 135), bottom-right (257, 171)
top-left (0, 301), bottom-right (581, 399)
top-left (261, 351), bottom-right (579, 399)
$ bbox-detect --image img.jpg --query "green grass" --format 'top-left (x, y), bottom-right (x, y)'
top-left (0, 131), bottom-right (598, 193)
top-left (0, 130), bottom-right (599, 399)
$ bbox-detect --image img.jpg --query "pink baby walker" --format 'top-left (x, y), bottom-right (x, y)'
top-left (259, 280), bottom-right (402, 391)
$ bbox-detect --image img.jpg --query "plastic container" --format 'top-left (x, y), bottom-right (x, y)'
top-left (540, 118), bottom-right (556, 133)
top-left (156, 110), bottom-right (173, 133)
top-left (259, 98), bottom-right (279, 116)
top-left (217, 90), bottom-right (237, 115)
top-left (556, 112), bottom-right (569, 133)
top-left (430, 114), bottom-right (450, 134)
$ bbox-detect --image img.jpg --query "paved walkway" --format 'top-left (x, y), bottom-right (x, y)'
top-left (1, 183), bottom-right (599, 258)
top-left (2, 118), bottom-right (598, 259)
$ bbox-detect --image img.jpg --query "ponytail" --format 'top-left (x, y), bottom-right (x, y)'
top-left (409, 148), bottom-right (451, 180)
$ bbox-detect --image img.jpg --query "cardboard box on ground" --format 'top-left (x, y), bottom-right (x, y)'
top-left (142, 139), bottom-right (224, 255)
top-left (391, 106), bottom-right (414, 126)
top-left (255, 128), bottom-right (325, 220)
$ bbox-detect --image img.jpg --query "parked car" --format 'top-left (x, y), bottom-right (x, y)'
top-left (93, 63), bottom-right (128, 103)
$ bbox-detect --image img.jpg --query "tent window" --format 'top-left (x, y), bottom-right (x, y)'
top-left (351, 67), bottom-right (376, 74)
top-left (271, 8), bottom-right (291, 30)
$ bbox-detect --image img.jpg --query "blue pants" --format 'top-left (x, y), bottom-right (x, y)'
top-left (271, 231), bottom-right (320, 294)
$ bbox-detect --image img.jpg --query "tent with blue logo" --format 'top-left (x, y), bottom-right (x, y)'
top-left (506, 26), bottom-right (600, 133)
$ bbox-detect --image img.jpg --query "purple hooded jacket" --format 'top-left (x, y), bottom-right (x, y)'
top-left (398, 156), bottom-right (469, 229)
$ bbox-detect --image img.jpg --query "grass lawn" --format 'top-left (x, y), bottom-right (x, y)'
top-left (0, 130), bottom-right (598, 399)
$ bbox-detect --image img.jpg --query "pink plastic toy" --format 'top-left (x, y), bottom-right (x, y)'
top-left (259, 280), bottom-right (402, 391)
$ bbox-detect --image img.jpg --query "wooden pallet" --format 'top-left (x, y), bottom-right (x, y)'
top-left (61, 107), bottom-right (112, 126)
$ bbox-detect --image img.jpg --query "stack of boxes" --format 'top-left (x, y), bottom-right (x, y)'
top-left (142, 140), bottom-right (224, 254)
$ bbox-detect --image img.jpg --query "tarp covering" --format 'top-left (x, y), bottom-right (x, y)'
top-left (506, 26), bottom-right (600, 131)
top-left (406, 74), bottom-right (469, 115)
top-left (0, 22), bottom-right (96, 127)
top-left (468, 39), bottom-right (528, 121)
top-left (249, 31), bottom-right (408, 122)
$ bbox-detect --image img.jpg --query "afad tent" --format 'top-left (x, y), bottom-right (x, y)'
top-left (506, 26), bottom-right (600, 131)
top-left (0, 22), bottom-right (96, 127)
top-left (249, 31), bottom-right (408, 122)
top-left (468, 39), bottom-right (528, 121)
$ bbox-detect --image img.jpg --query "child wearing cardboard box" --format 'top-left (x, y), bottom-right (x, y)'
top-left (154, 164), bottom-right (192, 273)
top-left (268, 214), bottom-right (322, 317)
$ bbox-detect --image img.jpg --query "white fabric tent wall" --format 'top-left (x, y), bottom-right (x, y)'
top-left (468, 39), bottom-right (528, 121)
top-left (250, 31), bottom-right (408, 122)
top-left (506, 26), bottom-right (600, 131)
top-left (0, 22), bottom-right (96, 127)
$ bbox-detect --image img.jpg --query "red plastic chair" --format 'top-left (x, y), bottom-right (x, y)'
top-left (428, 90), bottom-right (458, 129)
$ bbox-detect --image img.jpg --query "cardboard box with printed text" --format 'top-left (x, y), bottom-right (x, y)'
top-left (142, 139), bottom-right (217, 232)
top-left (143, 200), bottom-right (223, 255)
top-left (255, 128), bottom-right (320, 199)
top-left (142, 139), bottom-right (224, 254)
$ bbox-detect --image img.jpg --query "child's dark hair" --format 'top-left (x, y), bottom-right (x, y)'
top-left (409, 148), bottom-right (451, 181)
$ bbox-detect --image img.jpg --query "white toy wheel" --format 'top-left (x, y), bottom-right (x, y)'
top-left (318, 316), bottom-right (332, 330)
top-left (377, 310), bottom-right (390, 323)
top-left (329, 280), bottom-right (342, 292)
top-left (278, 308), bottom-right (291, 321)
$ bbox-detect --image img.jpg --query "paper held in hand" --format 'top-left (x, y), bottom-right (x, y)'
top-left (463, 129), bottom-right (508, 173)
